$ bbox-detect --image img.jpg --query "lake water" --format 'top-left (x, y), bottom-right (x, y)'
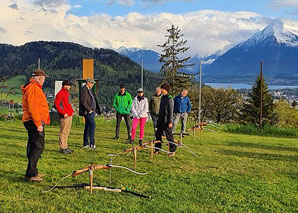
top-left (205, 83), bottom-right (298, 90)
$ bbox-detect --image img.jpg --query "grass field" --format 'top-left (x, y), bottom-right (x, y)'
top-left (0, 119), bottom-right (297, 212)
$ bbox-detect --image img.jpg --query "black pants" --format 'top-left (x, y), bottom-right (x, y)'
top-left (24, 120), bottom-right (45, 178)
top-left (155, 122), bottom-right (177, 153)
top-left (115, 113), bottom-right (131, 138)
top-left (83, 112), bottom-right (96, 146)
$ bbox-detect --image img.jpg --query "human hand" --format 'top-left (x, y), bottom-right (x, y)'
top-left (37, 125), bottom-right (43, 132)
top-left (64, 113), bottom-right (68, 118)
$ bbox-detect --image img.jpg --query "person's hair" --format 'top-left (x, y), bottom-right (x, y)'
top-left (182, 89), bottom-right (188, 93)
top-left (156, 87), bottom-right (161, 90)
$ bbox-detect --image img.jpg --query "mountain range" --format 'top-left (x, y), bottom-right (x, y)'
top-left (204, 21), bottom-right (298, 84)
top-left (118, 21), bottom-right (298, 85)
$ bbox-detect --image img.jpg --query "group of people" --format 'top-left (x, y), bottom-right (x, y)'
top-left (21, 70), bottom-right (191, 182)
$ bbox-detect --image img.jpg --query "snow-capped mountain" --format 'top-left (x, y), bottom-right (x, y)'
top-left (117, 47), bottom-right (221, 74)
top-left (116, 47), bottom-right (161, 72)
top-left (204, 21), bottom-right (298, 84)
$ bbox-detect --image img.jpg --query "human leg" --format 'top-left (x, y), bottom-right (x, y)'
top-left (24, 120), bottom-right (45, 178)
top-left (83, 115), bottom-right (90, 146)
top-left (123, 114), bottom-right (131, 139)
top-left (181, 112), bottom-right (188, 134)
top-left (115, 113), bottom-right (122, 138)
top-left (131, 117), bottom-right (139, 141)
top-left (172, 113), bottom-right (180, 134)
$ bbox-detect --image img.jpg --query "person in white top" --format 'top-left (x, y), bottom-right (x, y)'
top-left (130, 88), bottom-right (149, 146)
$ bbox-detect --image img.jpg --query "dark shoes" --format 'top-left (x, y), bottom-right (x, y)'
top-left (113, 136), bottom-right (119, 140)
top-left (25, 176), bottom-right (43, 182)
top-left (139, 140), bottom-right (142, 146)
top-left (60, 149), bottom-right (71, 154)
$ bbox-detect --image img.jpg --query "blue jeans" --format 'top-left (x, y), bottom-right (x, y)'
top-left (83, 112), bottom-right (96, 146)
top-left (172, 112), bottom-right (188, 134)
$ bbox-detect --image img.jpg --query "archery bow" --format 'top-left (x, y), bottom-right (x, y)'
top-left (50, 183), bottom-right (151, 199)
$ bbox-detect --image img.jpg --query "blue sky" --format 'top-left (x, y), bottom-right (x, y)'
top-left (68, 0), bottom-right (298, 19)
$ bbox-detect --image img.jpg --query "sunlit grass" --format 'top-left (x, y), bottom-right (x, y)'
top-left (0, 119), bottom-right (297, 212)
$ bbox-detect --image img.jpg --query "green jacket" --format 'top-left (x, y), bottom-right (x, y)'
top-left (113, 92), bottom-right (132, 114)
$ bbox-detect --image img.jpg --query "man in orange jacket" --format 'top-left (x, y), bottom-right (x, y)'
top-left (54, 80), bottom-right (75, 154)
top-left (22, 70), bottom-right (50, 182)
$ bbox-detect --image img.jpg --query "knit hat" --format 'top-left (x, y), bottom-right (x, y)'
top-left (62, 80), bottom-right (75, 86)
top-left (160, 82), bottom-right (170, 92)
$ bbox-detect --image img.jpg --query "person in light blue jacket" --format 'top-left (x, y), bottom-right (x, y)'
top-left (172, 89), bottom-right (191, 135)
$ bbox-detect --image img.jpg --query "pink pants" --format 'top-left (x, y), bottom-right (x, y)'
top-left (131, 117), bottom-right (147, 140)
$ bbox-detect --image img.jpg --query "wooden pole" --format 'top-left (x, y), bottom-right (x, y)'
top-left (89, 168), bottom-right (93, 195)
top-left (150, 141), bottom-right (154, 158)
top-left (193, 128), bottom-right (196, 139)
top-left (38, 58), bottom-right (40, 70)
top-left (133, 148), bottom-right (137, 168)
top-left (141, 60), bottom-right (144, 89)
top-left (199, 60), bottom-right (202, 127)
top-left (260, 60), bottom-right (263, 128)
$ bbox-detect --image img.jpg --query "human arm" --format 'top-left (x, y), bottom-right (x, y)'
top-left (127, 93), bottom-right (133, 112)
top-left (80, 87), bottom-right (92, 113)
top-left (131, 99), bottom-right (139, 118)
top-left (113, 94), bottom-right (118, 112)
top-left (54, 91), bottom-right (66, 116)
top-left (168, 97), bottom-right (174, 126)
top-left (26, 86), bottom-right (43, 130)
top-left (187, 97), bottom-right (191, 113)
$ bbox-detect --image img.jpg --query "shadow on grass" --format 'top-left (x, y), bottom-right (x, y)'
top-left (0, 170), bottom-right (26, 183)
top-left (227, 142), bottom-right (298, 153)
top-left (220, 149), bottom-right (298, 162)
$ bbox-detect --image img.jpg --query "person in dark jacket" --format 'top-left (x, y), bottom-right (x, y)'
top-left (172, 89), bottom-right (191, 135)
top-left (149, 87), bottom-right (162, 135)
top-left (79, 79), bottom-right (101, 149)
top-left (154, 82), bottom-right (177, 157)
top-left (54, 80), bottom-right (75, 154)
top-left (113, 84), bottom-right (133, 142)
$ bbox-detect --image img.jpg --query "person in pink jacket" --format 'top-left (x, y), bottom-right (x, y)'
top-left (130, 88), bottom-right (149, 146)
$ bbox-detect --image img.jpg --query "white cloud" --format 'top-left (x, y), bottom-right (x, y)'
top-left (119, 0), bottom-right (135, 6)
top-left (72, 4), bottom-right (82, 9)
top-left (1, 0), bottom-right (298, 57)
top-left (268, 0), bottom-right (298, 8)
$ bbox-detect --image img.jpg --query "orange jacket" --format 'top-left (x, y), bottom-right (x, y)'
top-left (22, 78), bottom-right (50, 127)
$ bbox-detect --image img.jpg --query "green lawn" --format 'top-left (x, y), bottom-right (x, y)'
top-left (0, 119), bottom-right (297, 212)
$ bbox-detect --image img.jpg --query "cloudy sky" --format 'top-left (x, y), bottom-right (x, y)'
top-left (1, 0), bottom-right (298, 56)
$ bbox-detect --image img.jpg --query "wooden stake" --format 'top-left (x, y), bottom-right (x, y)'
top-left (89, 168), bottom-right (93, 195)
top-left (133, 148), bottom-right (137, 168)
top-left (150, 141), bottom-right (154, 158)
top-left (193, 128), bottom-right (196, 139)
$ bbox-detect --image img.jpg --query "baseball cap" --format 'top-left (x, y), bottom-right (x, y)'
top-left (86, 78), bottom-right (95, 84)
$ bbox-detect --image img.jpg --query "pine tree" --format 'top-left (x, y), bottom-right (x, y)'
top-left (158, 25), bottom-right (194, 95)
top-left (241, 69), bottom-right (277, 127)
